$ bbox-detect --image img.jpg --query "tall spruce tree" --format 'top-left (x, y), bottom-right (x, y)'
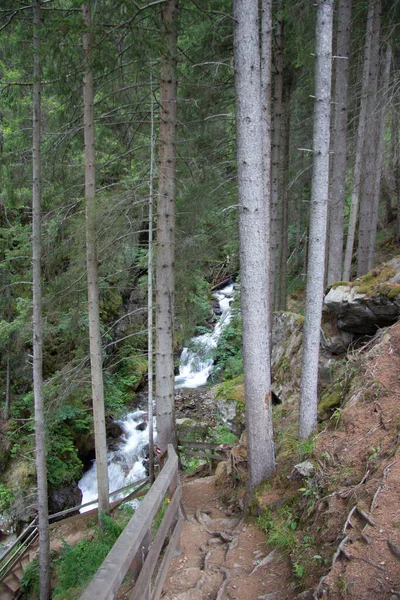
top-left (233, 0), bottom-right (275, 489)
top-left (32, 1), bottom-right (51, 597)
top-left (155, 0), bottom-right (178, 454)
top-left (83, 1), bottom-right (110, 518)
top-left (299, 0), bottom-right (333, 440)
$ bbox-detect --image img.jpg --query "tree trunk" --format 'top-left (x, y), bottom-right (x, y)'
top-left (299, 0), bottom-right (333, 441)
top-left (155, 0), bottom-right (178, 454)
top-left (277, 86), bottom-right (291, 311)
top-left (261, 0), bottom-right (272, 323)
top-left (32, 1), bottom-right (51, 597)
top-left (148, 70), bottom-right (155, 484)
top-left (357, 1), bottom-right (381, 277)
top-left (342, 0), bottom-right (375, 281)
top-left (4, 353), bottom-right (10, 421)
top-left (83, 1), bottom-right (110, 519)
top-left (234, 0), bottom-right (275, 489)
top-left (327, 0), bottom-right (352, 286)
top-left (367, 43), bottom-right (391, 271)
top-left (270, 4), bottom-right (284, 311)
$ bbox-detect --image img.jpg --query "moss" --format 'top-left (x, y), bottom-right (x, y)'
top-left (388, 284), bottom-right (400, 299)
top-left (318, 391), bottom-right (342, 420)
top-left (330, 280), bottom-right (351, 289)
top-left (215, 375), bottom-right (245, 404)
top-left (355, 264), bottom-right (396, 295)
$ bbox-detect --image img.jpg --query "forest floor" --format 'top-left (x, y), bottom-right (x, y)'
top-left (160, 474), bottom-right (293, 600)
top-left (37, 321), bottom-right (400, 600)
top-left (163, 321), bottom-right (400, 600)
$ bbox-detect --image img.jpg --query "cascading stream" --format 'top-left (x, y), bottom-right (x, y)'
top-left (174, 283), bottom-right (234, 388)
top-left (78, 282), bottom-right (234, 511)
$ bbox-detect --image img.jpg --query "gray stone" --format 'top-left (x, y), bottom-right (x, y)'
top-left (289, 461), bottom-right (315, 481)
top-left (324, 257), bottom-right (400, 334)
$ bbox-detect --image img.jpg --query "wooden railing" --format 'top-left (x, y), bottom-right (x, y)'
top-left (0, 477), bottom-right (149, 585)
top-left (80, 444), bottom-right (182, 600)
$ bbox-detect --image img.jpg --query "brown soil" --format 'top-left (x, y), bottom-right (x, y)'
top-left (311, 323), bottom-right (400, 599)
top-left (161, 475), bottom-right (293, 600)
top-left (31, 322), bottom-right (400, 600)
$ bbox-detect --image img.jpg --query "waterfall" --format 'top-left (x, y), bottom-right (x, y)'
top-left (78, 410), bottom-right (155, 513)
top-left (78, 282), bottom-right (234, 511)
top-left (174, 282), bottom-right (234, 389)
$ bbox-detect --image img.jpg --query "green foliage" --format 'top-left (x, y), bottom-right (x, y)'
top-left (0, 483), bottom-right (14, 512)
top-left (20, 556), bottom-right (40, 597)
top-left (208, 425), bottom-right (238, 445)
top-left (52, 514), bottom-right (124, 599)
top-left (213, 315), bottom-right (243, 380)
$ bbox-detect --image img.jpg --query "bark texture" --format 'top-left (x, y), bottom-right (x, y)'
top-left (32, 1), bottom-right (51, 597)
top-left (261, 0), bottom-right (272, 323)
top-left (299, 0), bottom-right (333, 440)
top-left (327, 0), bottom-right (352, 286)
top-left (155, 0), bottom-right (178, 453)
top-left (357, 1), bottom-right (381, 277)
top-left (270, 4), bottom-right (284, 311)
top-left (83, 1), bottom-right (110, 518)
top-left (234, 0), bottom-right (275, 488)
top-left (343, 0), bottom-right (374, 280)
top-left (367, 43), bottom-right (391, 271)
top-left (277, 87), bottom-right (290, 311)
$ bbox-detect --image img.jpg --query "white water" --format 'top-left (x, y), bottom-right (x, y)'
top-left (78, 282), bottom-right (234, 511)
top-left (78, 410), bottom-right (155, 513)
top-left (174, 283), bottom-right (234, 388)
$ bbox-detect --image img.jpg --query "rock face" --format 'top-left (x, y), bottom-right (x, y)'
top-left (271, 312), bottom-right (304, 404)
top-left (48, 482), bottom-right (82, 515)
top-left (324, 257), bottom-right (400, 334)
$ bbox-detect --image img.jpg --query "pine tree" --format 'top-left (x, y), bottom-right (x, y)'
top-left (234, 0), bottom-right (275, 489)
top-left (299, 0), bottom-right (333, 440)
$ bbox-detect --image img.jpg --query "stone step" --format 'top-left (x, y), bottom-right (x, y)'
top-left (0, 583), bottom-right (15, 600)
top-left (12, 565), bottom-right (24, 581)
top-left (2, 574), bottom-right (20, 594)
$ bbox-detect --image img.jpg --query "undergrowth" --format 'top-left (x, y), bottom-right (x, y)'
top-left (21, 509), bottom-right (134, 600)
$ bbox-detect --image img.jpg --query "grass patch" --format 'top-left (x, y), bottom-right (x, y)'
top-left (21, 511), bottom-right (134, 600)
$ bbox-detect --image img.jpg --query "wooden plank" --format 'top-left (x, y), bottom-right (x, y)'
top-left (178, 440), bottom-right (222, 450)
top-left (182, 450), bottom-right (224, 460)
top-left (80, 445), bottom-right (178, 600)
top-left (151, 517), bottom-right (183, 600)
top-left (130, 485), bottom-right (181, 600)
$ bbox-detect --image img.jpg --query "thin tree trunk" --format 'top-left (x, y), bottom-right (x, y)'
top-left (234, 0), bottom-right (275, 489)
top-left (386, 107), bottom-right (396, 225)
top-left (357, 1), bottom-right (381, 277)
top-left (327, 0), bottom-right (352, 286)
top-left (32, 1), bottom-right (51, 597)
top-left (277, 87), bottom-right (291, 310)
top-left (299, 0), bottom-right (333, 441)
top-left (342, 0), bottom-right (375, 281)
top-left (367, 43), bottom-right (391, 270)
top-left (83, 1), bottom-right (110, 519)
top-left (394, 108), bottom-right (400, 243)
top-left (155, 0), bottom-right (178, 454)
top-left (148, 70), bottom-right (155, 484)
top-left (261, 0), bottom-right (272, 324)
top-left (4, 353), bottom-right (10, 421)
top-left (270, 4), bottom-right (284, 311)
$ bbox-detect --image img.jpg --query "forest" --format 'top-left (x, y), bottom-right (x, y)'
top-left (1, 0), bottom-right (400, 598)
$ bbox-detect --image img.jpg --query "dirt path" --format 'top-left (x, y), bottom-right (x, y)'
top-left (161, 475), bottom-right (294, 600)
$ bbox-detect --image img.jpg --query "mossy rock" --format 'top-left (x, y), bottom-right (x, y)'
top-left (355, 264), bottom-right (397, 295)
top-left (215, 375), bottom-right (245, 404)
top-left (318, 391), bottom-right (342, 420)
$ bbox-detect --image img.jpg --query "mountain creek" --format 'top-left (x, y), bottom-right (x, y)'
top-left (5, 270), bottom-right (400, 599)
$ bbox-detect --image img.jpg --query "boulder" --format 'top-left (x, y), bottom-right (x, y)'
top-left (324, 258), bottom-right (400, 334)
top-left (271, 312), bottom-right (336, 405)
top-left (48, 482), bottom-right (82, 515)
top-left (288, 461), bottom-right (315, 482)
